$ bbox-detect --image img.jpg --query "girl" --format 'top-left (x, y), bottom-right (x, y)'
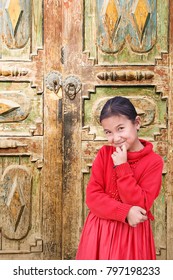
top-left (76, 96), bottom-right (163, 260)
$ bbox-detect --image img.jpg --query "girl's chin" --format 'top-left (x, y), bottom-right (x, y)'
top-left (113, 144), bottom-right (129, 150)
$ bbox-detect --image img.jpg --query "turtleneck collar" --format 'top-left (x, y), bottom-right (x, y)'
top-left (127, 139), bottom-right (153, 161)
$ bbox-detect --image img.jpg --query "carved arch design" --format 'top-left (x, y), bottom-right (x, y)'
top-left (97, 0), bottom-right (156, 53)
top-left (0, 0), bottom-right (43, 59)
top-left (0, 165), bottom-right (32, 240)
top-left (3, 0), bottom-right (30, 49)
top-left (84, 0), bottom-right (169, 64)
top-left (83, 86), bottom-right (167, 141)
top-left (0, 82), bottom-right (43, 136)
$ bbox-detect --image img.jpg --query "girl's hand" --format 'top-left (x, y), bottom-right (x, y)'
top-left (111, 144), bottom-right (127, 166)
top-left (126, 206), bottom-right (148, 227)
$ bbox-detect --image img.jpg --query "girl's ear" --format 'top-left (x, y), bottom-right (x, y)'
top-left (135, 116), bottom-right (141, 130)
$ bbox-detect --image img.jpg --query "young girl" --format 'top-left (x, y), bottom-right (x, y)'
top-left (76, 96), bottom-right (163, 260)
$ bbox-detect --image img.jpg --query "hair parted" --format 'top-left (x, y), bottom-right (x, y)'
top-left (100, 96), bottom-right (137, 123)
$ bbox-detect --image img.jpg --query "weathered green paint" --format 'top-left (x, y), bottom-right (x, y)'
top-left (84, 86), bottom-right (167, 140)
top-left (0, 82), bottom-right (43, 136)
top-left (0, 0), bottom-right (43, 59)
top-left (84, 0), bottom-right (169, 64)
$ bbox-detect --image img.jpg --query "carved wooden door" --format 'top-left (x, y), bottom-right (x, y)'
top-left (0, 0), bottom-right (172, 261)
top-left (0, 0), bottom-right (63, 259)
top-left (61, 0), bottom-right (172, 260)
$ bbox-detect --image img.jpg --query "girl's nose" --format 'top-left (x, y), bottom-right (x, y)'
top-left (113, 133), bottom-right (121, 142)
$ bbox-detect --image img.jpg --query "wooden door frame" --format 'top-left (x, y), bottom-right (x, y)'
top-left (42, 0), bottom-right (63, 259)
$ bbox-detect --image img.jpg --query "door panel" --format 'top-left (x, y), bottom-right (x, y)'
top-left (0, 0), bottom-right (63, 260)
top-left (0, 0), bottom-right (45, 259)
top-left (85, 0), bottom-right (168, 64)
top-left (62, 0), bottom-right (169, 260)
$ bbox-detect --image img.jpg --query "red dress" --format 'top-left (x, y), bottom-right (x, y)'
top-left (76, 140), bottom-right (163, 260)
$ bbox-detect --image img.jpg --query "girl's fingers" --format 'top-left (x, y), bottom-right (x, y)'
top-left (121, 144), bottom-right (127, 152)
top-left (116, 147), bottom-right (121, 152)
top-left (140, 208), bottom-right (147, 215)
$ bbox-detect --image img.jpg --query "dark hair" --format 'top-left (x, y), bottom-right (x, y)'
top-left (100, 96), bottom-right (137, 123)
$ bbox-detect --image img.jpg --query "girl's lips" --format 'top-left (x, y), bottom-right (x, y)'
top-left (114, 142), bottom-right (125, 147)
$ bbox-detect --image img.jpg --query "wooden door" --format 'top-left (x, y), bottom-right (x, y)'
top-left (61, 0), bottom-right (172, 260)
top-left (0, 0), bottom-right (172, 261)
top-left (0, 0), bottom-right (62, 260)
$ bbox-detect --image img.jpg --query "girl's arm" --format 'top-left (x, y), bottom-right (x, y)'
top-left (86, 147), bottom-right (134, 222)
top-left (115, 157), bottom-right (163, 211)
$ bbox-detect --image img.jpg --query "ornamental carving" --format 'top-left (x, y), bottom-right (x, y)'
top-left (0, 67), bottom-right (28, 77)
top-left (84, 0), bottom-right (169, 64)
top-left (0, 0), bottom-right (43, 60)
top-left (0, 165), bottom-right (32, 240)
top-left (97, 70), bottom-right (154, 82)
top-left (97, 0), bottom-right (156, 53)
top-left (0, 82), bottom-right (43, 136)
top-left (83, 87), bottom-right (167, 141)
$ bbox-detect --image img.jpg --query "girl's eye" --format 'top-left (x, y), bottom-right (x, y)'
top-left (105, 131), bottom-right (111, 135)
top-left (118, 127), bottom-right (124, 131)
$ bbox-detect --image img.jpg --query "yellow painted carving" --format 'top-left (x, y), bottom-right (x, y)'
top-left (6, 176), bottom-right (25, 232)
top-left (7, 0), bottom-right (22, 32)
top-left (105, 0), bottom-right (118, 37)
top-left (0, 99), bottom-right (20, 115)
top-left (0, 103), bottom-right (12, 114)
top-left (134, 0), bottom-right (149, 35)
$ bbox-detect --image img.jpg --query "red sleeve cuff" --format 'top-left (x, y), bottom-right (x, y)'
top-left (115, 203), bottom-right (132, 223)
top-left (115, 162), bottom-right (133, 178)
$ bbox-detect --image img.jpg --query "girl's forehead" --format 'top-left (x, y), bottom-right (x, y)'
top-left (101, 114), bottom-right (132, 128)
top-left (102, 114), bottom-right (129, 123)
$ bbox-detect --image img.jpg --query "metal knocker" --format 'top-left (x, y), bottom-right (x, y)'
top-left (52, 79), bottom-right (59, 94)
top-left (63, 76), bottom-right (82, 100)
top-left (45, 72), bottom-right (82, 100)
top-left (45, 71), bottom-right (62, 94)
top-left (64, 83), bottom-right (77, 100)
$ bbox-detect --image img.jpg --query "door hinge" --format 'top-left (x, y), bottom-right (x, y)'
top-left (61, 46), bottom-right (65, 64)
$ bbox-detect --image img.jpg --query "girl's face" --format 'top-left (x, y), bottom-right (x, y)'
top-left (101, 114), bottom-right (142, 152)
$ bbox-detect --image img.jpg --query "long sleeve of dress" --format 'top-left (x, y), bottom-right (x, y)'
top-left (86, 147), bottom-right (132, 222)
top-left (115, 156), bottom-right (163, 211)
